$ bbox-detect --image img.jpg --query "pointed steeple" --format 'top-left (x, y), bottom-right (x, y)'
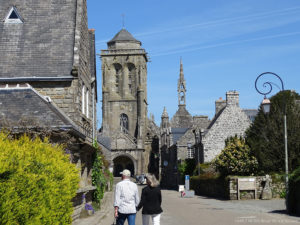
top-left (177, 58), bottom-right (186, 106)
top-left (161, 106), bottom-right (169, 118)
top-left (161, 107), bottom-right (170, 129)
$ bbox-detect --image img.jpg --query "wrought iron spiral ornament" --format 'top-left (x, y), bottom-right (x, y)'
top-left (255, 72), bottom-right (285, 97)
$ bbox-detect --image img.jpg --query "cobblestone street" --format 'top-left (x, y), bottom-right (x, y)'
top-left (75, 180), bottom-right (300, 225)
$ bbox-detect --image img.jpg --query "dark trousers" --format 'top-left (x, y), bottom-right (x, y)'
top-left (116, 212), bottom-right (136, 225)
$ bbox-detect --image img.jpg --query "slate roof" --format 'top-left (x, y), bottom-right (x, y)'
top-left (170, 105), bottom-right (193, 128)
top-left (108, 29), bottom-right (141, 44)
top-left (0, 86), bottom-right (74, 129)
top-left (206, 107), bottom-right (225, 130)
top-left (97, 135), bottom-right (111, 151)
top-left (171, 127), bottom-right (189, 144)
top-left (0, 0), bottom-right (77, 79)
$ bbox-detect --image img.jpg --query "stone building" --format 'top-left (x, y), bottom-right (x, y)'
top-left (159, 60), bottom-right (254, 189)
top-left (160, 60), bottom-right (210, 188)
top-left (0, 0), bottom-right (97, 220)
top-left (194, 91), bottom-right (252, 163)
top-left (99, 29), bottom-right (160, 177)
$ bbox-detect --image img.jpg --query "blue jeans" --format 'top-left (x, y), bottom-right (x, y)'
top-left (116, 212), bottom-right (136, 225)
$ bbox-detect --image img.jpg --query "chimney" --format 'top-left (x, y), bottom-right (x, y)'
top-left (215, 97), bottom-right (226, 115)
top-left (226, 91), bottom-right (239, 107)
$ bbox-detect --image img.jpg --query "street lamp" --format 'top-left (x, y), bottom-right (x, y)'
top-left (255, 72), bottom-right (288, 198)
top-left (261, 97), bottom-right (271, 114)
top-left (193, 129), bottom-right (204, 176)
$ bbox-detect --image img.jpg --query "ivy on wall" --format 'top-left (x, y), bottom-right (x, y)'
top-left (92, 142), bottom-right (113, 206)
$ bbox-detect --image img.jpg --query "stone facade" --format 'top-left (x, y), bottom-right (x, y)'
top-left (100, 29), bottom-right (159, 177)
top-left (200, 91), bottom-right (251, 162)
top-left (0, 0), bottom-right (97, 221)
top-left (160, 61), bottom-right (254, 189)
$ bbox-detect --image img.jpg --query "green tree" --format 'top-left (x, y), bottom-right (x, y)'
top-left (214, 136), bottom-right (258, 176)
top-left (246, 90), bottom-right (300, 173)
top-left (0, 132), bottom-right (79, 225)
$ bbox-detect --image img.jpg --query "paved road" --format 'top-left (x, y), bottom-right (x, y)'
top-left (159, 190), bottom-right (300, 225)
top-left (75, 180), bottom-right (300, 225)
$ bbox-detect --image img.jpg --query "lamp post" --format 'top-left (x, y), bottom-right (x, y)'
top-left (254, 72), bottom-right (288, 197)
top-left (193, 129), bottom-right (204, 176)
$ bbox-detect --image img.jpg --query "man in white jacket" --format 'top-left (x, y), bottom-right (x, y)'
top-left (114, 169), bottom-right (140, 225)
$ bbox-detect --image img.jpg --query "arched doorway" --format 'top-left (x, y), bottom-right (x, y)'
top-left (113, 155), bottom-right (135, 177)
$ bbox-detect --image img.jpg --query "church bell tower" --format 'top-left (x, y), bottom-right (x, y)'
top-left (100, 29), bottom-right (149, 175)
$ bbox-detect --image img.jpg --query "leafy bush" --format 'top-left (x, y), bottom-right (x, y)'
top-left (214, 136), bottom-right (258, 176)
top-left (0, 132), bottom-right (79, 225)
top-left (287, 166), bottom-right (300, 216)
top-left (193, 163), bottom-right (216, 176)
top-left (178, 158), bottom-right (195, 176)
top-left (178, 158), bottom-right (196, 183)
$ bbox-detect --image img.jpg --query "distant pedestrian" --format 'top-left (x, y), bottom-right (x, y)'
top-left (114, 169), bottom-right (140, 225)
top-left (137, 173), bottom-right (163, 225)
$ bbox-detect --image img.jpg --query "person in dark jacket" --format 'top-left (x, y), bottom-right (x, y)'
top-left (137, 173), bottom-right (163, 225)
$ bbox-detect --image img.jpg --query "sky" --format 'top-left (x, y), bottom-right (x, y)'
top-left (86, 0), bottom-right (300, 128)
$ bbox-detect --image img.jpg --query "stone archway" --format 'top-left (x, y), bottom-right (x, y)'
top-left (113, 155), bottom-right (135, 177)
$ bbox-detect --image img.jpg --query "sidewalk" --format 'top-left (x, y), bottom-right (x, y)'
top-left (73, 189), bottom-right (114, 225)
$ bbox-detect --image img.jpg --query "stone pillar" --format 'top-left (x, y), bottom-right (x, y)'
top-left (261, 175), bottom-right (272, 200)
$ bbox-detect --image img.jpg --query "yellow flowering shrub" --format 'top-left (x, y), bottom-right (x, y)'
top-left (0, 132), bottom-right (79, 225)
top-left (214, 136), bottom-right (258, 176)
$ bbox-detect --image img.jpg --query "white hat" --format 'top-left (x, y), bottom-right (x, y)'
top-left (120, 169), bottom-right (131, 177)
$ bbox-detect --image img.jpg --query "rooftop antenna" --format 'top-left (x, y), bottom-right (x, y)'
top-left (122, 14), bottom-right (125, 29)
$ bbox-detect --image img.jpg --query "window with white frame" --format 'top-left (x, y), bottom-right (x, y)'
top-left (187, 143), bottom-right (194, 159)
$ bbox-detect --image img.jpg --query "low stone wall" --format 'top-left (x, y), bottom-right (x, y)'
top-left (191, 175), bottom-right (285, 200)
top-left (72, 186), bottom-right (96, 221)
top-left (228, 176), bottom-right (262, 200)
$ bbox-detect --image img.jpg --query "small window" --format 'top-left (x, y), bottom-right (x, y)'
top-left (187, 143), bottom-right (194, 159)
top-left (4, 7), bottom-right (23, 24)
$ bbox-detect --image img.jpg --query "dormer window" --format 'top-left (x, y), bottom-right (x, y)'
top-left (4, 7), bottom-right (23, 24)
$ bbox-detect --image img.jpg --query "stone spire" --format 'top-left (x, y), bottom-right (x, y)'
top-left (161, 106), bottom-right (169, 118)
top-left (177, 58), bottom-right (186, 106)
top-left (161, 106), bottom-right (170, 131)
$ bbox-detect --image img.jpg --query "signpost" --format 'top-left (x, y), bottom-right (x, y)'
top-left (185, 175), bottom-right (190, 191)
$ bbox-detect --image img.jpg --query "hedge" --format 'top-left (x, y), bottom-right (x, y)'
top-left (287, 166), bottom-right (300, 216)
top-left (0, 132), bottom-right (79, 224)
top-left (190, 174), bottom-right (228, 199)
